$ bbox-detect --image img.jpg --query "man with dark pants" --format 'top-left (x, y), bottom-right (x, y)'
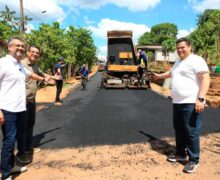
top-left (54, 57), bottom-right (65, 105)
top-left (137, 49), bottom-right (150, 88)
top-left (79, 64), bottom-right (89, 91)
top-left (16, 45), bottom-right (54, 164)
top-left (0, 37), bottom-right (49, 180)
top-left (153, 37), bottom-right (210, 173)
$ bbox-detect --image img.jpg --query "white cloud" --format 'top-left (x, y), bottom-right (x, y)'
top-left (87, 18), bottom-right (150, 41)
top-left (25, 23), bottom-right (35, 34)
top-left (57, 0), bottom-right (160, 12)
top-left (108, 0), bottom-right (160, 12)
top-left (188, 0), bottom-right (220, 12)
top-left (97, 45), bottom-right (107, 60)
top-left (87, 18), bottom-right (150, 57)
top-left (0, 0), bottom-right (160, 31)
top-left (177, 28), bottom-right (195, 39)
top-left (0, 0), bottom-right (65, 23)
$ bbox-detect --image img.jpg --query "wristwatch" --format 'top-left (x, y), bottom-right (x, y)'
top-left (198, 97), bottom-right (205, 103)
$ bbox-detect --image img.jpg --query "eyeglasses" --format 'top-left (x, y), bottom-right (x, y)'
top-left (29, 50), bottom-right (40, 55)
top-left (14, 44), bottom-right (25, 48)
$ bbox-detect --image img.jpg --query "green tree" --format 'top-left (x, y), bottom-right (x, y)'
top-left (137, 23), bottom-right (177, 45)
top-left (150, 23), bottom-right (178, 44)
top-left (25, 22), bottom-right (66, 73)
top-left (21, 15), bottom-right (33, 32)
top-left (25, 22), bottom-right (97, 78)
top-left (0, 7), bottom-right (97, 75)
top-left (189, 9), bottom-right (220, 65)
top-left (0, 5), bottom-right (19, 30)
top-left (211, 10), bottom-right (220, 64)
top-left (0, 22), bottom-right (15, 40)
top-left (0, 22), bottom-right (17, 57)
top-left (138, 32), bottom-right (153, 45)
top-left (64, 26), bottom-right (77, 78)
top-left (162, 38), bottom-right (176, 62)
top-left (73, 27), bottom-right (97, 70)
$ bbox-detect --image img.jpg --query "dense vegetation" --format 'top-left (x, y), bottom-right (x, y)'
top-left (138, 9), bottom-right (220, 66)
top-left (0, 6), bottom-right (97, 79)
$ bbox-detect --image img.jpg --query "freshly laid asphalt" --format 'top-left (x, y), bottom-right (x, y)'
top-left (1, 72), bottom-right (220, 149)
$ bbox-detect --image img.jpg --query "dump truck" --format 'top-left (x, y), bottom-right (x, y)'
top-left (101, 30), bottom-right (151, 89)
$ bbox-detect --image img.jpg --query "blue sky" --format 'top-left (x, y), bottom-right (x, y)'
top-left (0, 0), bottom-right (220, 59)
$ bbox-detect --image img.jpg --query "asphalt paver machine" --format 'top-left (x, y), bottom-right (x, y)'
top-left (101, 30), bottom-right (150, 89)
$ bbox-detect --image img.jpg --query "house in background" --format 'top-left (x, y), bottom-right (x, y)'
top-left (135, 45), bottom-right (177, 63)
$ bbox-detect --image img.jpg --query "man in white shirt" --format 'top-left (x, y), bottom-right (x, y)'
top-left (153, 37), bottom-right (210, 173)
top-left (0, 37), bottom-right (48, 180)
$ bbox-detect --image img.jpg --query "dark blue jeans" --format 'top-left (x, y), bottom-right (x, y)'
top-left (0, 110), bottom-right (24, 179)
top-left (173, 104), bottom-right (202, 164)
top-left (17, 101), bottom-right (36, 154)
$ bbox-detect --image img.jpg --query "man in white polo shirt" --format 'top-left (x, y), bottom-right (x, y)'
top-left (0, 37), bottom-right (48, 180)
top-left (153, 37), bottom-right (210, 173)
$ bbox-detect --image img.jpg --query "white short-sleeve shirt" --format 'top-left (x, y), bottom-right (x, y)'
top-left (171, 54), bottom-right (209, 104)
top-left (0, 55), bottom-right (31, 112)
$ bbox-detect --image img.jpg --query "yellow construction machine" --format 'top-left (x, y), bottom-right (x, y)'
top-left (101, 30), bottom-right (151, 89)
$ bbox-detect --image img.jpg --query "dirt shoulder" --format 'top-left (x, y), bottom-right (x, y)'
top-left (16, 70), bottom-right (220, 180)
top-left (35, 66), bottom-right (98, 111)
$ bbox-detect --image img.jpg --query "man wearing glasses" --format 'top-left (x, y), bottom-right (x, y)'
top-left (16, 45), bottom-right (55, 165)
top-left (0, 37), bottom-right (50, 180)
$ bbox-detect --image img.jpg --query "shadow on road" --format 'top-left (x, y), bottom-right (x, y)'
top-left (139, 130), bottom-right (175, 156)
top-left (33, 127), bottom-right (61, 147)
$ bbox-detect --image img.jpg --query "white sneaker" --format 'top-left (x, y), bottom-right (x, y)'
top-left (26, 148), bottom-right (41, 154)
top-left (54, 102), bottom-right (62, 106)
top-left (183, 161), bottom-right (199, 173)
top-left (5, 175), bottom-right (12, 180)
top-left (10, 164), bottom-right (27, 174)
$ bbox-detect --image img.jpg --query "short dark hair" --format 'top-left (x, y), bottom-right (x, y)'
top-left (176, 37), bottom-right (192, 46)
top-left (27, 45), bottom-right (41, 53)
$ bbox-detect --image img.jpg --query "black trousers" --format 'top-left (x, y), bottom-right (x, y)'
top-left (137, 66), bottom-right (145, 85)
top-left (55, 80), bottom-right (63, 102)
top-left (81, 77), bottom-right (87, 90)
top-left (17, 101), bottom-right (36, 154)
top-left (137, 66), bottom-right (151, 87)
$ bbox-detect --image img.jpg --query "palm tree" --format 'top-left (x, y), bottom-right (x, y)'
top-left (0, 5), bottom-right (19, 30)
top-left (23, 15), bottom-right (33, 28)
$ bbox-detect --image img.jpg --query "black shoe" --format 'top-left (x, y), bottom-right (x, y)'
top-left (10, 164), bottom-right (27, 174)
top-left (15, 153), bottom-right (31, 164)
top-left (167, 154), bottom-right (187, 162)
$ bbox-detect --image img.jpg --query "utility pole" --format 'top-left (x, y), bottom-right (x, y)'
top-left (19, 0), bottom-right (25, 34)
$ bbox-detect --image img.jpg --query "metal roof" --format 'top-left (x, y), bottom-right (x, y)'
top-left (136, 45), bottom-right (163, 50)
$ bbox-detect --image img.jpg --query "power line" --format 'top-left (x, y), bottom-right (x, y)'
top-left (24, 8), bottom-right (45, 23)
